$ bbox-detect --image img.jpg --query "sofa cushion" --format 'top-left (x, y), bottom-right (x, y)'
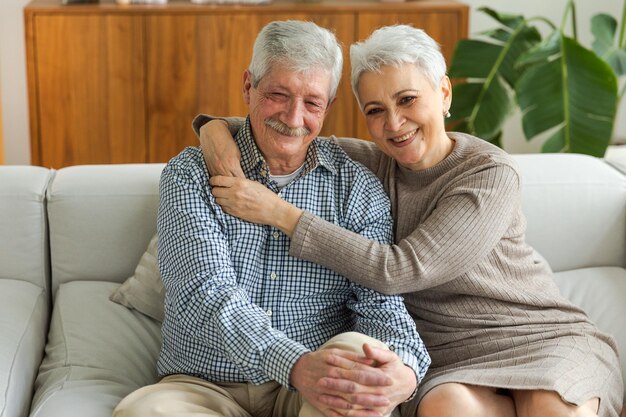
top-left (605, 148), bottom-right (626, 174)
top-left (515, 154), bottom-right (626, 272)
top-left (0, 279), bottom-right (47, 417)
top-left (47, 164), bottom-right (164, 296)
top-left (109, 234), bottom-right (165, 322)
top-left (0, 166), bottom-right (51, 289)
top-left (30, 281), bottom-right (161, 417)
top-left (553, 266), bottom-right (626, 401)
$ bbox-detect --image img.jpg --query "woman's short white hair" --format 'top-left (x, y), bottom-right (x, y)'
top-left (350, 25), bottom-right (446, 98)
top-left (249, 20), bottom-right (343, 101)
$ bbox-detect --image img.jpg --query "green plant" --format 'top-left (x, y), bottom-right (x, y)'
top-left (448, 1), bottom-right (626, 156)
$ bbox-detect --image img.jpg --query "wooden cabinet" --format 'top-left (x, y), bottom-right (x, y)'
top-left (25, 0), bottom-right (468, 167)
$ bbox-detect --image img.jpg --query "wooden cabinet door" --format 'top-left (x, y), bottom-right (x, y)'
top-left (145, 12), bottom-right (354, 163)
top-left (31, 15), bottom-right (146, 167)
top-left (355, 9), bottom-right (468, 140)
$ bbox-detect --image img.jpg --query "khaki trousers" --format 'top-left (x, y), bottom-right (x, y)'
top-left (112, 332), bottom-right (390, 417)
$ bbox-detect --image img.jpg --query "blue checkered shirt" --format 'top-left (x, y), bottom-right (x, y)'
top-left (157, 118), bottom-right (430, 388)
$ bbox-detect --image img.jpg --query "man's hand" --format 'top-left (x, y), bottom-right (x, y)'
top-left (317, 345), bottom-right (418, 417)
top-left (291, 348), bottom-right (399, 417)
top-left (199, 119), bottom-right (245, 178)
top-left (209, 176), bottom-right (303, 236)
top-left (291, 349), bottom-right (392, 417)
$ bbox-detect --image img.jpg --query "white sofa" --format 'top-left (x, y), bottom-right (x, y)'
top-left (0, 167), bottom-right (51, 417)
top-left (0, 153), bottom-right (625, 417)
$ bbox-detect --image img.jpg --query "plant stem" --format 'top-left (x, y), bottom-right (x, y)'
top-left (527, 16), bottom-right (557, 31)
top-left (571, 1), bottom-right (578, 39)
top-left (560, 0), bottom-right (578, 39)
top-left (559, 35), bottom-right (571, 152)
top-left (617, 0), bottom-right (626, 49)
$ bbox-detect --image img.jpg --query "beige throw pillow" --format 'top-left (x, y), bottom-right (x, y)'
top-left (109, 234), bottom-right (165, 322)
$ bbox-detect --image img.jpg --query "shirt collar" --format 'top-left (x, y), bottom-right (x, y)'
top-left (235, 117), bottom-right (337, 179)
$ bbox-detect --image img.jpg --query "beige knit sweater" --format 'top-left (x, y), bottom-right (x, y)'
top-left (289, 133), bottom-right (622, 416)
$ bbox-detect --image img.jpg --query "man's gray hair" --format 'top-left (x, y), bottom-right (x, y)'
top-left (350, 25), bottom-right (446, 99)
top-left (248, 20), bottom-right (343, 101)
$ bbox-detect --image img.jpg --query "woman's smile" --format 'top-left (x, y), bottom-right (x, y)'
top-left (389, 128), bottom-right (418, 145)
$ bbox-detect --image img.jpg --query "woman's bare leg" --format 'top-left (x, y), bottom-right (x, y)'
top-left (511, 390), bottom-right (599, 417)
top-left (416, 383), bottom-right (516, 417)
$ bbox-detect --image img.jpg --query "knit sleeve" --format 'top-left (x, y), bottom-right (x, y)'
top-left (192, 114), bottom-right (244, 137)
top-left (289, 162), bottom-right (521, 294)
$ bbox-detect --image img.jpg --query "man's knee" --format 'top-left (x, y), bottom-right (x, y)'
top-left (320, 331), bottom-right (388, 354)
top-left (113, 389), bottom-right (170, 417)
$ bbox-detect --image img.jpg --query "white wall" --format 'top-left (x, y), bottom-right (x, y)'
top-left (1, 0), bottom-right (31, 165)
top-left (0, 0), bottom-right (623, 163)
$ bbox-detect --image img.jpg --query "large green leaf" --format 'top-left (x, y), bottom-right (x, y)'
top-left (450, 79), bottom-right (511, 142)
top-left (479, 7), bottom-right (525, 31)
top-left (591, 13), bottom-right (626, 76)
top-left (448, 9), bottom-right (540, 142)
top-left (516, 33), bottom-right (618, 156)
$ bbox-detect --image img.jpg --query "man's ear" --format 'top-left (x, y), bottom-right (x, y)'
top-left (243, 70), bottom-right (253, 105)
top-left (324, 96), bottom-right (338, 117)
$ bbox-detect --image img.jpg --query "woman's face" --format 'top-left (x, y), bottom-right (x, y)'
top-left (357, 64), bottom-right (453, 171)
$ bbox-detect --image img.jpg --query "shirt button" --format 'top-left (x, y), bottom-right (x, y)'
top-left (266, 309), bottom-right (272, 316)
top-left (270, 272), bottom-right (277, 280)
top-left (272, 231), bottom-right (280, 239)
top-left (260, 169), bottom-right (267, 178)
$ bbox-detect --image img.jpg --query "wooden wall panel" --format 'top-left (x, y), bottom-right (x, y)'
top-left (146, 12), bottom-right (354, 163)
top-left (32, 15), bottom-right (145, 167)
top-left (25, 0), bottom-right (468, 167)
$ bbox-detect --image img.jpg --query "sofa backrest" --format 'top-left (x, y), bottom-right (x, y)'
top-left (44, 155), bottom-right (626, 291)
top-left (47, 164), bottom-right (164, 296)
top-left (514, 154), bottom-right (626, 272)
top-left (0, 166), bottom-right (52, 289)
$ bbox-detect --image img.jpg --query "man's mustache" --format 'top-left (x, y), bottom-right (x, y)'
top-left (265, 118), bottom-right (311, 137)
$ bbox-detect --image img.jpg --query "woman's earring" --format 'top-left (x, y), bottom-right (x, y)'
top-left (444, 109), bottom-right (451, 118)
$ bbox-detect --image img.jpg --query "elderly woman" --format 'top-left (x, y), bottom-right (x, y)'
top-left (195, 25), bottom-right (623, 417)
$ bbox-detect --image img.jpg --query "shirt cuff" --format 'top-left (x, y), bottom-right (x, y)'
top-left (263, 337), bottom-right (311, 389)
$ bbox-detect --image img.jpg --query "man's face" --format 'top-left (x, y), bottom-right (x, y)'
top-left (243, 63), bottom-right (334, 174)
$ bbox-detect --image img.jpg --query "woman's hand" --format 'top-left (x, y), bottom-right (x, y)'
top-left (199, 119), bottom-right (245, 178)
top-left (209, 176), bottom-right (303, 236)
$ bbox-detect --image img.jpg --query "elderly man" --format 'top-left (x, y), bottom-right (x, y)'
top-left (112, 20), bottom-right (429, 417)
